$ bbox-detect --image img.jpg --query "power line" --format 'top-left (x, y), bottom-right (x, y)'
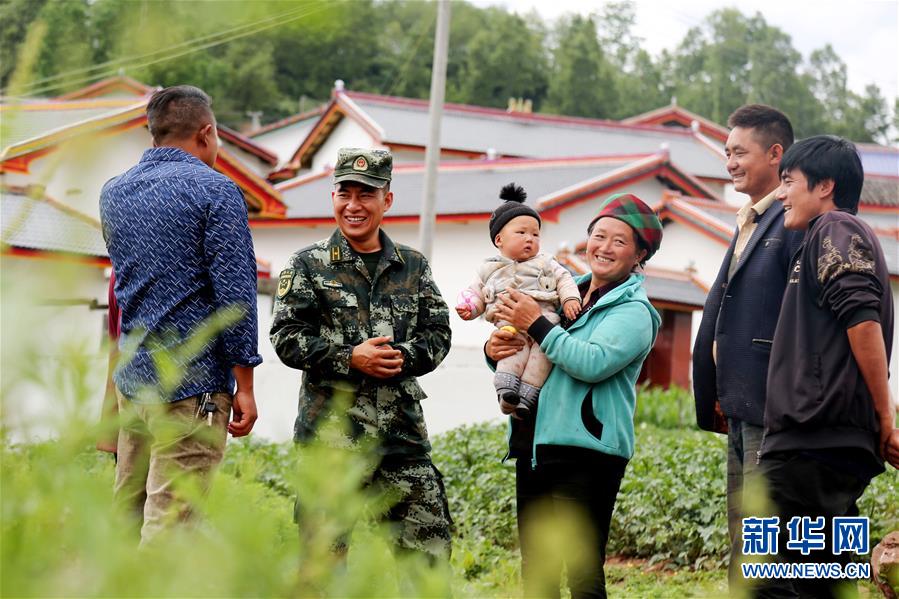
top-left (14, 3), bottom-right (317, 92)
top-left (6, 2), bottom-right (329, 97)
top-left (382, 8), bottom-right (438, 97)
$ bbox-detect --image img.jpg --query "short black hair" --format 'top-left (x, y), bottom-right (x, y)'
top-left (727, 104), bottom-right (794, 152)
top-left (779, 135), bottom-right (864, 213)
top-left (146, 85), bottom-right (214, 143)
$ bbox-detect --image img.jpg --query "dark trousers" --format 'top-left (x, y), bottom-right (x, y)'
top-left (727, 418), bottom-right (764, 586)
top-left (516, 456), bottom-right (625, 599)
top-left (754, 451), bottom-right (871, 599)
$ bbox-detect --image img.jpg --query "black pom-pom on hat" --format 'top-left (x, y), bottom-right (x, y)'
top-left (499, 182), bottom-right (527, 203)
top-left (489, 182), bottom-right (541, 246)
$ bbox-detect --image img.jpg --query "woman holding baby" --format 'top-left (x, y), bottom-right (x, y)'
top-left (487, 192), bottom-right (663, 599)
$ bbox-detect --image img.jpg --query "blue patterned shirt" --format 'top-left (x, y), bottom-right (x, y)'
top-left (100, 147), bottom-right (262, 403)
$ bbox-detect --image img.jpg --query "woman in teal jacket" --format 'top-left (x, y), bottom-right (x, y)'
top-left (490, 193), bottom-right (663, 599)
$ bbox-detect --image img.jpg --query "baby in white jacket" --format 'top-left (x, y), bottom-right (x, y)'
top-left (457, 183), bottom-right (580, 418)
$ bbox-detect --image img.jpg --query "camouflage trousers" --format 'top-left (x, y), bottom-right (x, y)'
top-left (114, 389), bottom-right (231, 544)
top-left (299, 457), bottom-right (453, 560)
top-left (373, 459), bottom-right (454, 559)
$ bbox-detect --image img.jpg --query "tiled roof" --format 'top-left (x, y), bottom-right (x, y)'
top-left (861, 176), bottom-right (898, 207)
top-left (1, 186), bottom-right (107, 257)
top-left (621, 103), bottom-right (730, 143)
top-left (345, 92), bottom-right (729, 180)
top-left (274, 154), bottom-right (718, 220)
top-left (0, 98), bottom-right (141, 152)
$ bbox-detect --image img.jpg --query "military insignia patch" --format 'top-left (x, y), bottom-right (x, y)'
top-left (330, 246), bottom-right (341, 261)
top-left (353, 156), bottom-right (368, 171)
top-left (277, 270), bottom-right (294, 298)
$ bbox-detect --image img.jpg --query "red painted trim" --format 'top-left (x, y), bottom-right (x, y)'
top-left (286, 100), bottom-right (342, 168)
top-left (623, 107), bottom-right (729, 143)
top-left (0, 146), bottom-right (56, 174)
top-left (660, 209), bottom-right (731, 246)
top-left (858, 204), bottom-right (899, 214)
top-left (386, 143), bottom-right (486, 159)
top-left (3, 246), bottom-right (110, 267)
top-left (538, 156), bottom-right (665, 211)
top-left (218, 126), bottom-right (278, 165)
top-left (215, 149), bottom-right (285, 216)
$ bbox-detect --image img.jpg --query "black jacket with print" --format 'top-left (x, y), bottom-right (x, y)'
top-left (762, 210), bottom-right (893, 464)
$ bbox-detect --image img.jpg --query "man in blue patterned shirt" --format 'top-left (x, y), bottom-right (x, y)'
top-left (100, 85), bottom-right (262, 542)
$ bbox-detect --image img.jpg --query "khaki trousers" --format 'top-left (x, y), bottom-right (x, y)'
top-left (114, 389), bottom-right (231, 544)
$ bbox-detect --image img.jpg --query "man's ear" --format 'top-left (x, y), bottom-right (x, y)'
top-left (383, 189), bottom-right (394, 212)
top-left (817, 178), bottom-right (835, 199)
top-left (768, 143), bottom-right (784, 164)
top-left (198, 123), bottom-right (213, 147)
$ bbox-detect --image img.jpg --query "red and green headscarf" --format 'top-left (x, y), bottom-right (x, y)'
top-left (588, 193), bottom-right (663, 261)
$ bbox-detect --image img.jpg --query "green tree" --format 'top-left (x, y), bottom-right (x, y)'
top-left (0, 0), bottom-right (49, 90)
top-left (30, 0), bottom-right (94, 94)
top-left (545, 14), bottom-right (617, 118)
top-left (450, 10), bottom-right (549, 109)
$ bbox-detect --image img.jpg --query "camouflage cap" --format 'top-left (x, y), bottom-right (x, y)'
top-left (333, 148), bottom-right (392, 189)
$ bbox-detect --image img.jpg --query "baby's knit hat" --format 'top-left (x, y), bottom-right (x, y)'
top-left (488, 183), bottom-right (541, 246)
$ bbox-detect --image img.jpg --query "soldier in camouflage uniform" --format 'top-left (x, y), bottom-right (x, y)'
top-left (270, 148), bottom-right (453, 559)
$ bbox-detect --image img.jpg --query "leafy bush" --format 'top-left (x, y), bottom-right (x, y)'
top-left (432, 420), bottom-right (899, 571)
top-left (633, 384), bottom-right (698, 430)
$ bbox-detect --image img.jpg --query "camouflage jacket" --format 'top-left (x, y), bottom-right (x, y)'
top-left (270, 229), bottom-right (451, 457)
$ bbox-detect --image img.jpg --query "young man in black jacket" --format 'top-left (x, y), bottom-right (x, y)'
top-left (692, 105), bottom-right (802, 586)
top-left (757, 135), bottom-right (896, 598)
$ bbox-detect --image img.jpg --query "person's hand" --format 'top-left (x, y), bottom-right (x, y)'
top-left (492, 289), bottom-right (543, 332)
top-left (229, 388), bottom-right (257, 437)
top-left (351, 336), bottom-right (404, 378)
top-left (456, 304), bottom-right (474, 320)
top-left (562, 298), bottom-right (581, 321)
top-left (879, 415), bottom-right (895, 463)
top-left (485, 328), bottom-right (526, 361)
top-left (884, 429), bottom-right (899, 469)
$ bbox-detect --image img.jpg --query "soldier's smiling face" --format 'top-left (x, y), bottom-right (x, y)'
top-left (332, 181), bottom-right (394, 249)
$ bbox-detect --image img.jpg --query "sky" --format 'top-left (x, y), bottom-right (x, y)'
top-left (482, 0), bottom-right (898, 105)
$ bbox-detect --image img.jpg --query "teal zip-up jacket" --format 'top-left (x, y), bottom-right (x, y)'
top-left (530, 272), bottom-right (660, 465)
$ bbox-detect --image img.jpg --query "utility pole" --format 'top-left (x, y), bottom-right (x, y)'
top-left (418, 0), bottom-right (451, 260)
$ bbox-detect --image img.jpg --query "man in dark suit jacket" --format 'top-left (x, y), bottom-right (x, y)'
top-left (692, 105), bottom-right (802, 588)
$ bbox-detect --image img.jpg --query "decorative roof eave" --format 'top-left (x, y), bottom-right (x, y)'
top-left (535, 152), bottom-right (720, 221)
top-left (537, 154), bottom-right (667, 216)
top-left (656, 195), bottom-right (733, 246)
top-left (247, 104), bottom-right (328, 137)
top-left (279, 100), bottom-right (343, 176)
top-left (1, 245), bottom-right (111, 267)
top-left (218, 125), bottom-right (278, 166)
top-left (622, 104), bottom-right (730, 143)
top-left (215, 147), bottom-right (285, 217)
top-left (0, 101), bottom-right (148, 161)
top-left (0, 105), bottom-right (286, 218)
top-left (279, 91), bottom-right (387, 177)
top-left (55, 76), bottom-right (155, 100)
